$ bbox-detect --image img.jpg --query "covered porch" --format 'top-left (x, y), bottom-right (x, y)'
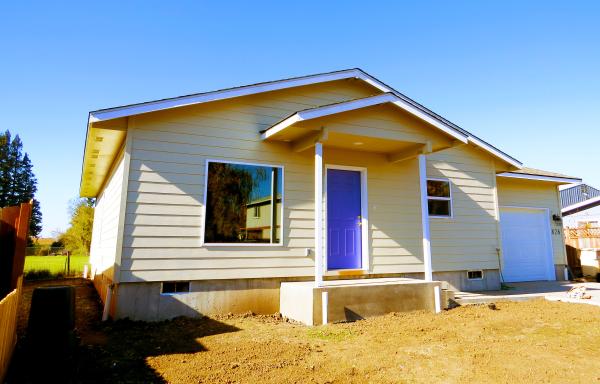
top-left (261, 93), bottom-right (469, 323)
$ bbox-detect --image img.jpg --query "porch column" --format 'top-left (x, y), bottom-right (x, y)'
top-left (418, 154), bottom-right (433, 281)
top-left (315, 142), bottom-right (324, 287)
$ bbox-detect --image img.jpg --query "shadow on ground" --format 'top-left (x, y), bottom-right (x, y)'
top-left (7, 279), bottom-right (239, 383)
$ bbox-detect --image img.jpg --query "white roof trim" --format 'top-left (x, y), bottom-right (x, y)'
top-left (261, 93), bottom-right (469, 143)
top-left (469, 136), bottom-right (522, 168)
top-left (90, 69), bottom-right (368, 122)
top-left (498, 172), bottom-right (581, 184)
top-left (87, 68), bottom-right (520, 166)
top-left (562, 195), bottom-right (600, 214)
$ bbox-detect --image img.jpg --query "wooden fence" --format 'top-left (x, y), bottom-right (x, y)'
top-left (0, 202), bottom-right (32, 382)
top-left (0, 277), bottom-right (21, 380)
top-left (565, 227), bottom-right (600, 249)
top-left (564, 226), bottom-right (600, 277)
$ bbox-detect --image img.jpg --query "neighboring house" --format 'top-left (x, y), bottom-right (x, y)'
top-left (560, 183), bottom-right (600, 227)
top-left (82, 69), bottom-right (581, 321)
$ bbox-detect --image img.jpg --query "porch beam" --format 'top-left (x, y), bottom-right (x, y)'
top-left (314, 142), bottom-right (324, 287)
top-left (418, 154), bottom-right (433, 281)
top-left (387, 141), bottom-right (432, 163)
top-left (293, 127), bottom-right (328, 153)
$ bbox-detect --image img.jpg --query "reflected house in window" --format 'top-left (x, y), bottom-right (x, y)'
top-left (243, 195), bottom-right (282, 242)
top-left (204, 161), bottom-right (283, 244)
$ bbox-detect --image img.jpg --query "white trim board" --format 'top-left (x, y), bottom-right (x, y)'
top-left (562, 195), bottom-right (600, 215)
top-left (498, 172), bottom-right (581, 184)
top-left (87, 68), bottom-right (521, 168)
top-left (323, 164), bottom-right (370, 272)
top-left (261, 93), bottom-right (469, 144)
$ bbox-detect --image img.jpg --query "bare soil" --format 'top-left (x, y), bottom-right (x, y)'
top-left (8, 279), bottom-right (600, 383)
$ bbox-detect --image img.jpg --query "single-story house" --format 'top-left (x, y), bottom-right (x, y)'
top-left (82, 68), bottom-right (581, 322)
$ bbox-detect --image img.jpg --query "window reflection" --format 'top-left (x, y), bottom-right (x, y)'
top-left (205, 161), bottom-right (282, 244)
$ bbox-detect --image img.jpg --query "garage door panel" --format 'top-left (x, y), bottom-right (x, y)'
top-left (500, 207), bottom-right (553, 283)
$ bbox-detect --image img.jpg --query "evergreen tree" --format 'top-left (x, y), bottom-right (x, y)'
top-left (0, 130), bottom-right (42, 237)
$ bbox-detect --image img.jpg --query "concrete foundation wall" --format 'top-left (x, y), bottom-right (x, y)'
top-left (111, 269), bottom-right (531, 321)
top-left (114, 277), bottom-right (311, 321)
top-left (312, 281), bottom-right (440, 325)
top-left (555, 264), bottom-right (569, 280)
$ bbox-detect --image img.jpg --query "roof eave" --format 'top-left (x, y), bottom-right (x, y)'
top-left (498, 172), bottom-right (581, 184)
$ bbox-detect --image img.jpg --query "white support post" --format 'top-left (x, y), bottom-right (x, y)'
top-left (315, 142), bottom-right (324, 287)
top-left (418, 154), bottom-right (433, 282)
top-left (434, 285), bottom-right (442, 313)
top-left (321, 291), bottom-right (328, 325)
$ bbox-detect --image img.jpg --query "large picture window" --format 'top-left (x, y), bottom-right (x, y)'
top-left (427, 178), bottom-right (452, 218)
top-left (204, 161), bottom-right (283, 245)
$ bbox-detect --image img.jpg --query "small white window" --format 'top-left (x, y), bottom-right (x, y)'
top-left (427, 178), bottom-right (452, 218)
top-left (253, 205), bottom-right (260, 218)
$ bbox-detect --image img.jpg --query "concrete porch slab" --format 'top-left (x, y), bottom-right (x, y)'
top-left (280, 278), bottom-right (442, 326)
top-left (453, 281), bottom-right (600, 307)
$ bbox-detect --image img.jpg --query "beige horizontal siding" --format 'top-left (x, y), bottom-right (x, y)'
top-left (496, 178), bottom-right (566, 264)
top-left (119, 79), bottom-right (439, 282)
top-left (427, 146), bottom-right (501, 272)
top-left (90, 151), bottom-right (125, 280)
top-left (118, 78), bottom-right (510, 282)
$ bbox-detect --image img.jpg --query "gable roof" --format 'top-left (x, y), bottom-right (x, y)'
top-left (82, 68), bottom-right (526, 197)
top-left (498, 167), bottom-right (582, 184)
top-left (260, 93), bottom-right (469, 143)
top-left (87, 68), bottom-right (521, 166)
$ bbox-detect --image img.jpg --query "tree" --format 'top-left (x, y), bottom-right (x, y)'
top-left (59, 198), bottom-right (94, 255)
top-left (0, 130), bottom-right (42, 237)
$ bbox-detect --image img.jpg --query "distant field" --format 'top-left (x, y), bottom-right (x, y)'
top-left (23, 255), bottom-right (89, 280)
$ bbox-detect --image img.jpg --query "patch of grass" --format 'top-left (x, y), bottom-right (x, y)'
top-left (23, 255), bottom-right (89, 280)
top-left (307, 326), bottom-right (357, 342)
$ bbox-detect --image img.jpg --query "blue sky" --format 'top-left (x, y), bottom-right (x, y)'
top-left (1, 1), bottom-right (599, 237)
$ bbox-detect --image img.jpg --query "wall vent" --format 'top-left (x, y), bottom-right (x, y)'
top-left (467, 270), bottom-right (483, 280)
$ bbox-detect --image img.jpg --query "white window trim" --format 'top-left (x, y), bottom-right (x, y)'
top-left (323, 164), bottom-right (370, 272)
top-left (427, 177), bottom-right (453, 219)
top-left (201, 159), bottom-right (285, 247)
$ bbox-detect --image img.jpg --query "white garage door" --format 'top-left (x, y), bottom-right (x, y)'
top-left (499, 207), bottom-right (554, 282)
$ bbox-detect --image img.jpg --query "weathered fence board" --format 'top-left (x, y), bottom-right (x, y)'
top-left (0, 277), bottom-right (21, 382)
top-left (0, 202), bottom-right (32, 381)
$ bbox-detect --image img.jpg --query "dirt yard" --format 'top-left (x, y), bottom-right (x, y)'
top-left (8, 279), bottom-right (600, 383)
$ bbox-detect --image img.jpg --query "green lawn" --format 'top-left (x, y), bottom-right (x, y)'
top-left (23, 255), bottom-right (89, 280)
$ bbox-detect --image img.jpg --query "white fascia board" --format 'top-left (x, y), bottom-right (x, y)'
top-left (562, 195), bottom-right (600, 214)
top-left (469, 136), bottom-right (522, 168)
top-left (89, 69), bottom-right (364, 123)
top-left (498, 172), bottom-right (581, 184)
top-left (389, 99), bottom-right (468, 143)
top-left (261, 93), bottom-right (397, 140)
top-left (261, 93), bottom-right (469, 143)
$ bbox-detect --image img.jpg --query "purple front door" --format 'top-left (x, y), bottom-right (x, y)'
top-left (327, 169), bottom-right (362, 270)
